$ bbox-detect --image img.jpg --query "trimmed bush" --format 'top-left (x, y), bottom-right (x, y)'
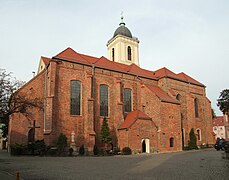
top-left (187, 128), bottom-right (198, 150)
top-left (57, 133), bottom-right (67, 155)
top-left (79, 145), bottom-right (85, 155)
top-left (28, 140), bottom-right (47, 155)
top-left (113, 147), bottom-right (120, 155)
top-left (122, 147), bottom-right (132, 155)
top-left (10, 144), bottom-right (28, 156)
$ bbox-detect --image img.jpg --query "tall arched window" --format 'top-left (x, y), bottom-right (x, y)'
top-left (124, 88), bottom-right (132, 112)
top-left (112, 48), bottom-right (115, 61)
top-left (194, 98), bottom-right (198, 118)
top-left (197, 129), bottom-right (201, 141)
top-left (100, 85), bottom-right (108, 117)
top-left (127, 46), bottom-right (131, 61)
top-left (70, 80), bottom-right (81, 115)
top-left (170, 137), bottom-right (174, 147)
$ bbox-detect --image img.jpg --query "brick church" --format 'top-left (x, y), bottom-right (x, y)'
top-left (9, 17), bottom-right (214, 153)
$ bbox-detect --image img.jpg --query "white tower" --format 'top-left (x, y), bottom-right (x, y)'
top-left (107, 16), bottom-right (140, 66)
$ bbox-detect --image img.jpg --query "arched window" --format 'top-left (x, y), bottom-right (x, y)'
top-left (100, 85), bottom-right (108, 117)
top-left (197, 129), bottom-right (201, 141)
top-left (124, 88), bottom-right (132, 112)
top-left (112, 48), bottom-right (115, 61)
top-left (194, 98), bottom-right (198, 118)
top-left (127, 46), bottom-right (131, 61)
top-left (170, 137), bottom-right (174, 147)
top-left (70, 80), bottom-right (81, 115)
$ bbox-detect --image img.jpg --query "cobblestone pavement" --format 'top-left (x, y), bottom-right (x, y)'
top-left (0, 149), bottom-right (228, 180)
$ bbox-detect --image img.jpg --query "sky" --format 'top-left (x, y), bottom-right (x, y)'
top-left (0, 0), bottom-right (228, 115)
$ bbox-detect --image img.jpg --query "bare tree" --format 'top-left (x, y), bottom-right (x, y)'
top-left (0, 69), bottom-right (42, 138)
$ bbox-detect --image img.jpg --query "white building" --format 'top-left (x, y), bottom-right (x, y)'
top-left (212, 116), bottom-right (226, 140)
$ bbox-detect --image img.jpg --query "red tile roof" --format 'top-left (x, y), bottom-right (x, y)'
top-left (169, 88), bottom-right (176, 96)
top-left (41, 56), bottom-right (51, 65)
top-left (155, 67), bottom-right (179, 80)
top-left (54, 47), bottom-right (89, 64)
top-left (119, 110), bottom-right (152, 129)
top-left (53, 47), bottom-right (157, 79)
top-left (155, 67), bottom-right (204, 87)
top-left (213, 116), bottom-right (224, 126)
top-left (177, 72), bottom-right (204, 86)
top-left (145, 84), bottom-right (179, 104)
top-left (51, 47), bottom-right (204, 86)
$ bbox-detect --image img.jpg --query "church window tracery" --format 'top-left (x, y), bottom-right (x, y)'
top-left (124, 88), bottom-right (132, 112)
top-left (100, 84), bottom-right (108, 117)
top-left (70, 80), bottom-right (81, 115)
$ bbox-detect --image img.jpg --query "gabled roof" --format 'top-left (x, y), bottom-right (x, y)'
top-left (52, 47), bottom-right (157, 79)
top-left (145, 84), bottom-right (179, 104)
top-left (154, 67), bottom-right (204, 87)
top-left (154, 67), bottom-right (179, 80)
top-left (177, 72), bottom-right (204, 86)
top-left (53, 47), bottom-right (89, 64)
top-left (119, 110), bottom-right (152, 130)
top-left (41, 56), bottom-right (51, 65)
top-left (50, 47), bottom-right (204, 86)
top-left (213, 116), bottom-right (224, 126)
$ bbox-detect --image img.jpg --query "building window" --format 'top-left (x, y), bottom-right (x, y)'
top-left (124, 88), bottom-right (132, 112)
top-left (176, 94), bottom-right (181, 101)
top-left (100, 84), bottom-right (108, 117)
top-left (112, 48), bottom-right (115, 61)
top-left (127, 46), bottom-right (131, 61)
top-left (170, 137), bottom-right (174, 147)
top-left (70, 80), bottom-right (81, 115)
top-left (197, 129), bottom-right (201, 141)
top-left (194, 98), bottom-right (198, 118)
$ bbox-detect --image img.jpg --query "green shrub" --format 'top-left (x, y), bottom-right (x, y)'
top-left (79, 145), bottom-right (85, 155)
top-left (93, 144), bottom-right (99, 155)
top-left (113, 147), bottom-right (120, 155)
top-left (187, 128), bottom-right (198, 150)
top-left (122, 147), bottom-right (132, 155)
top-left (28, 140), bottom-right (46, 155)
top-left (10, 144), bottom-right (28, 156)
top-left (57, 133), bottom-right (67, 155)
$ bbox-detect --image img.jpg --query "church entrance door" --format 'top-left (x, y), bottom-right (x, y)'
top-left (142, 138), bottom-right (150, 153)
top-left (28, 128), bottom-right (35, 143)
top-left (142, 139), bottom-right (146, 153)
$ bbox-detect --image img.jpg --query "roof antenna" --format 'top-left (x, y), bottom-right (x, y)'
top-left (119, 11), bottom-right (125, 26)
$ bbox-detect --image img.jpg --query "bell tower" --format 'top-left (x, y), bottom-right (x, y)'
top-left (107, 15), bottom-right (140, 66)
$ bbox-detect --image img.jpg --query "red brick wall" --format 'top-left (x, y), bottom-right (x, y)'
top-left (9, 59), bottom-right (213, 153)
top-left (9, 71), bottom-right (45, 145)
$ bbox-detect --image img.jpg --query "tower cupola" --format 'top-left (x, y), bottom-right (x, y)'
top-left (107, 15), bottom-right (140, 66)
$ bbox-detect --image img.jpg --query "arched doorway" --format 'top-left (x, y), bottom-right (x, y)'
top-left (142, 139), bottom-right (150, 153)
top-left (28, 128), bottom-right (34, 143)
top-left (142, 139), bottom-right (146, 153)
